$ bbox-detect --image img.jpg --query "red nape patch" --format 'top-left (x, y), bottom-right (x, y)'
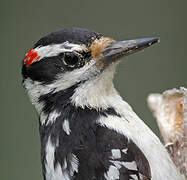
top-left (24, 48), bottom-right (40, 67)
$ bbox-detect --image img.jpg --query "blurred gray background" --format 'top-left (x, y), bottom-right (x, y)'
top-left (1, 0), bottom-right (186, 179)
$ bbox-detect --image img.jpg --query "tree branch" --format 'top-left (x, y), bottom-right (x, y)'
top-left (147, 87), bottom-right (187, 178)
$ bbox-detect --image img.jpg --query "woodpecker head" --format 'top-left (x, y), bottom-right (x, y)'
top-left (22, 27), bottom-right (159, 111)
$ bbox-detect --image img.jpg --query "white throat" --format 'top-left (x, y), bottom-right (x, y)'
top-left (71, 63), bottom-right (119, 109)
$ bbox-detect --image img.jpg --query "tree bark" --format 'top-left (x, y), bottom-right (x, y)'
top-left (147, 87), bottom-right (187, 178)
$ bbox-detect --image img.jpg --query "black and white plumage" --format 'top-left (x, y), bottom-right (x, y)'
top-left (22, 28), bottom-right (183, 180)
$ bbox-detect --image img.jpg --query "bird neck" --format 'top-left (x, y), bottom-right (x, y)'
top-left (38, 91), bottom-right (121, 180)
top-left (38, 82), bottom-right (119, 126)
top-left (70, 64), bottom-right (119, 109)
top-left (24, 64), bottom-right (119, 120)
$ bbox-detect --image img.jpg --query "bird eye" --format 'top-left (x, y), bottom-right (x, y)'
top-left (63, 52), bottom-right (79, 67)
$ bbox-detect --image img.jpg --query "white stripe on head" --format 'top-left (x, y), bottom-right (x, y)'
top-left (31, 42), bottom-right (87, 61)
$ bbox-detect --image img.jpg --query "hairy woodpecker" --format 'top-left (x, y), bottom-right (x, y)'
top-left (22, 28), bottom-right (183, 180)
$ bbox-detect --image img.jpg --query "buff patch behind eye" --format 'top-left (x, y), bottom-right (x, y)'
top-left (24, 48), bottom-right (40, 67)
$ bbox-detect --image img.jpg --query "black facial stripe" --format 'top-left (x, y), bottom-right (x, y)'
top-left (22, 50), bottom-right (92, 84)
top-left (34, 28), bottom-right (102, 48)
top-left (38, 83), bottom-right (79, 113)
top-left (22, 56), bottom-right (64, 84)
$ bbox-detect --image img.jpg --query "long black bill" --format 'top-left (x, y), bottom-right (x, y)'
top-left (100, 37), bottom-right (159, 64)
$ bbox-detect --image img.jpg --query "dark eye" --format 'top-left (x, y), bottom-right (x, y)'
top-left (63, 52), bottom-right (79, 67)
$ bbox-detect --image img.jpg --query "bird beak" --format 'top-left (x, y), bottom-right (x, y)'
top-left (99, 37), bottom-right (160, 66)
